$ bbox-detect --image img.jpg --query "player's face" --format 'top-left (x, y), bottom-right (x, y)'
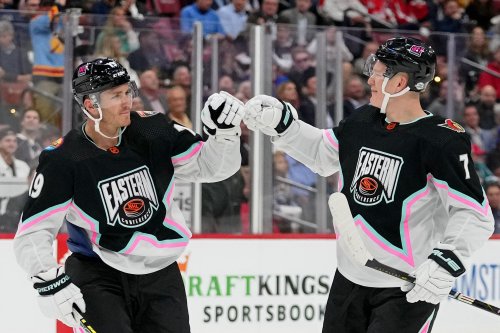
top-left (99, 83), bottom-right (133, 129)
top-left (366, 61), bottom-right (402, 108)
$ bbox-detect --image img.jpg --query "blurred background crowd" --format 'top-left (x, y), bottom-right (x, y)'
top-left (0, 0), bottom-right (499, 235)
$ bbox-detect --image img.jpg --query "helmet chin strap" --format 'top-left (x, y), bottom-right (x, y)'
top-left (380, 77), bottom-right (411, 114)
top-left (81, 95), bottom-right (122, 140)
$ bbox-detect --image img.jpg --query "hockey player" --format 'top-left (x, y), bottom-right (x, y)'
top-left (13, 58), bottom-right (244, 332)
top-left (243, 37), bottom-right (494, 332)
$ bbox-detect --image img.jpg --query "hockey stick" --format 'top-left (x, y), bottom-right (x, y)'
top-left (328, 192), bottom-right (500, 317)
top-left (74, 305), bottom-right (97, 333)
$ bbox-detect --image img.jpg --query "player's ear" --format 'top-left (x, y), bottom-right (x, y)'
top-left (83, 97), bottom-right (98, 117)
top-left (397, 73), bottom-right (409, 92)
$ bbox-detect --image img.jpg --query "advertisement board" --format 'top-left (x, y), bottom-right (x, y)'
top-left (1, 235), bottom-right (499, 333)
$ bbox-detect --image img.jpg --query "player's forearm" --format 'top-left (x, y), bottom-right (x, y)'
top-left (272, 120), bottom-right (340, 177)
top-left (441, 207), bottom-right (494, 261)
top-left (14, 231), bottom-right (59, 277)
top-left (175, 137), bottom-right (241, 183)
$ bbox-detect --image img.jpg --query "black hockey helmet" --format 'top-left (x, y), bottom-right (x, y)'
top-left (72, 58), bottom-right (137, 105)
top-left (364, 37), bottom-right (436, 92)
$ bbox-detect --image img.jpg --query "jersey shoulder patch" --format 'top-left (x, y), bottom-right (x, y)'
top-left (134, 110), bottom-right (160, 118)
top-left (436, 118), bottom-right (465, 133)
top-left (43, 137), bottom-right (64, 151)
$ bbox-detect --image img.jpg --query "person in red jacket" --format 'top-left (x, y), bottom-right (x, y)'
top-left (478, 45), bottom-right (500, 99)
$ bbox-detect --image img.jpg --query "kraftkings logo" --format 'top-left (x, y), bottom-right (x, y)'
top-left (98, 166), bottom-right (159, 228)
top-left (350, 147), bottom-right (403, 205)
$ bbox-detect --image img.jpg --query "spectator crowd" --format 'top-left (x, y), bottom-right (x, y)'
top-left (0, 0), bottom-right (499, 234)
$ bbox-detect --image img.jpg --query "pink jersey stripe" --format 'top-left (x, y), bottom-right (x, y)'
top-left (123, 235), bottom-right (188, 255)
top-left (164, 217), bottom-right (192, 238)
top-left (17, 202), bottom-right (72, 234)
top-left (430, 175), bottom-right (490, 216)
top-left (324, 129), bottom-right (339, 150)
top-left (171, 142), bottom-right (204, 165)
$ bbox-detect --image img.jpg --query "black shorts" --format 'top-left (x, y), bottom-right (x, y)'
top-left (323, 270), bottom-right (439, 333)
top-left (65, 253), bottom-right (190, 333)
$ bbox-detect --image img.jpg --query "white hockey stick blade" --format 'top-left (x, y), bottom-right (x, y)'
top-left (328, 192), bottom-right (374, 266)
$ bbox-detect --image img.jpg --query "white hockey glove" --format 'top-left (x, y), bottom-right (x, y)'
top-left (243, 95), bottom-right (298, 136)
top-left (201, 91), bottom-right (244, 137)
top-left (401, 243), bottom-right (466, 304)
top-left (31, 266), bottom-right (86, 328)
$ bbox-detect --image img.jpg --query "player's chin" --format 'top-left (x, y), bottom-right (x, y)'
top-left (119, 113), bottom-right (131, 126)
top-left (369, 96), bottom-right (381, 108)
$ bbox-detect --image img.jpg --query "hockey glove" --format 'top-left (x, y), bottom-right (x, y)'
top-left (201, 91), bottom-right (244, 137)
top-left (243, 95), bottom-right (298, 136)
top-left (401, 243), bottom-right (466, 304)
top-left (31, 266), bottom-right (86, 328)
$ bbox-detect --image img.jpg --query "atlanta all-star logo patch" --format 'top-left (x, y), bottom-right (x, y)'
top-left (44, 137), bottom-right (64, 151)
top-left (135, 110), bottom-right (159, 117)
top-left (438, 119), bottom-right (465, 133)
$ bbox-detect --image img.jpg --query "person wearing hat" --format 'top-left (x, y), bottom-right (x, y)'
top-left (0, 127), bottom-right (30, 231)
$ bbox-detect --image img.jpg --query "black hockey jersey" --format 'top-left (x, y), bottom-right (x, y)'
top-left (272, 105), bottom-right (494, 287)
top-left (14, 112), bottom-right (242, 276)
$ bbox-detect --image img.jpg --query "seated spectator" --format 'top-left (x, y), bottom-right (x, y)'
top-left (95, 7), bottom-right (140, 56)
top-left (218, 39), bottom-right (251, 82)
top-left (0, 127), bottom-right (30, 232)
top-left (485, 181), bottom-right (500, 234)
top-left (15, 109), bottom-right (43, 165)
top-left (285, 153), bottom-right (316, 222)
top-left (138, 70), bottom-right (168, 114)
top-left (462, 103), bottom-right (497, 161)
top-left (278, 0), bottom-right (316, 46)
top-left (476, 85), bottom-right (497, 129)
top-left (460, 26), bottom-right (492, 94)
top-left (234, 80), bottom-right (252, 102)
top-left (477, 46), bottom-right (500, 99)
top-left (272, 23), bottom-right (296, 72)
top-left (465, 0), bottom-right (496, 31)
top-left (273, 150), bottom-right (302, 233)
top-left (319, 0), bottom-right (369, 27)
top-left (180, 0), bottom-right (225, 38)
top-left (172, 65), bottom-right (192, 106)
top-left (217, 0), bottom-right (249, 40)
top-left (90, 0), bottom-right (117, 17)
top-left (276, 81), bottom-right (300, 110)
top-left (127, 30), bottom-right (172, 81)
top-left (353, 42), bottom-right (379, 75)
top-left (427, 79), bottom-right (464, 117)
top-left (218, 75), bottom-right (236, 95)
top-left (432, 0), bottom-right (467, 54)
top-left (285, 47), bottom-right (314, 90)
top-left (94, 33), bottom-right (140, 85)
top-left (165, 85), bottom-right (192, 128)
top-left (343, 75), bottom-right (368, 118)
top-left (298, 66), bottom-right (335, 126)
top-left (306, 26), bottom-right (353, 74)
top-left (247, 0), bottom-right (280, 26)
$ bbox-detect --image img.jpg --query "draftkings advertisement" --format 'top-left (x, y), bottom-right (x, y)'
top-left (1, 236), bottom-right (499, 333)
